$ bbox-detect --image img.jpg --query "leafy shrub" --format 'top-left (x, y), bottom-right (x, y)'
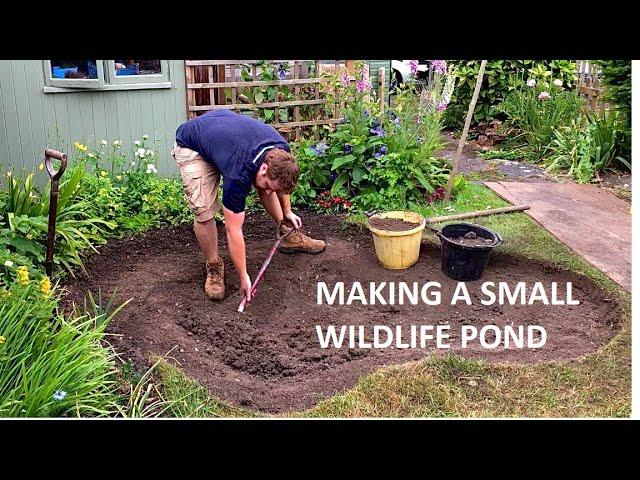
top-left (0, 280), bottom-right (119, 417)
top-left (292, 60), bottom-right (451, 211)
top-left (548, 110), bottom-right (631, 183)
top-left (444, 60), bottom-right (577, 130)
top-left (497, 78), bottom-right (584, 162)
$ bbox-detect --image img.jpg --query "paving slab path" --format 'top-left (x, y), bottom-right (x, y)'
top-left (485, 181), bottom-right (631, 291)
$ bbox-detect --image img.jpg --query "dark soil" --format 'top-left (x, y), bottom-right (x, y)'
top-left (449, 231), bottom-right (497, 247)
top-left (62, 213), bottom-right (622, 414)
top-left (368, 217), bottom-right (421, 232)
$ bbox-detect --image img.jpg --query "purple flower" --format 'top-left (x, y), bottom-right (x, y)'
top-left (409, 60), bottom-right (419, 76)
top-left (330, 172), bottom-right (338, 181)
top-left (387, 111), bottom-right (400, 125)
top-left (430, 60), bottom-right (447, 75)
top-left (370, 124), bottom-right (384, 137)
top-left (374, 145), bottom-right (388, 159)
top-left (343, 143), bottom-right (353, 154)
top-left (437, 102), bottom-right (448, 112)
top-left (278, 64), bottom-right (288, 80)
top-left (311, 142), bottom-right (328, 156)
top-left (341, 72), bottom-right (350, 87)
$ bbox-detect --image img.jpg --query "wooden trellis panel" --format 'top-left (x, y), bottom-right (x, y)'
top-left (184, 60), bottom-right (350, 141)
top-left (576, 60), bottom-right (610, 113)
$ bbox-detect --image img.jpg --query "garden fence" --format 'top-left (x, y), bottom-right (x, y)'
top-left (184, 60), bottom-right (386, 142)
top-left (575, 60), bottom-right (610, 112)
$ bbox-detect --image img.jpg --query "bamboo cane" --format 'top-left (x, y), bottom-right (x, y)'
top-left (444, 60), bottom-right (488, 201)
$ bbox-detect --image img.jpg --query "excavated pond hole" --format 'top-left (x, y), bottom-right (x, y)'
top-left (63, 213), bottom-right (621, 413)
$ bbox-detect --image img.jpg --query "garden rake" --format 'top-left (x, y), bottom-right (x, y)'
top-left (44, 148), bottom-right (67, 278)
top-left (237, 223), bottom-right (295, 313)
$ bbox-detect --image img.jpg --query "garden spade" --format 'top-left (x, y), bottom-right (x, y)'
top-left (44, 148), bottom-right (67, 278)
top-left (237, 223), bottom-right (295, 313)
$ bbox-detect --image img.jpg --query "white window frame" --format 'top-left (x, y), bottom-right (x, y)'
top-left (104, 60), bottom-right (170, 86)
top-left (44, 60), bottom-right (105, 89)
top-left (43, 59), bottom-right (172, 93)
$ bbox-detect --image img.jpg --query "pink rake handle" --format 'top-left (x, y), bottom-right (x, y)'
top-left (237, 228), bottom-right (294, 313)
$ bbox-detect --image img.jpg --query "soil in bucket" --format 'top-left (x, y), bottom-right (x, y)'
top-left (450, 230), bottom-right (497, 247)
top-left (367, 217), bottom-right (421, 232)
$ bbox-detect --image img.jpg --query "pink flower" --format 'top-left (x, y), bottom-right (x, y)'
top-left (341, 72), bottom-right (350, 87)
top-left (437, 102), bottom-right (448, 112)
top-left (538, 91), bottom-right (550, 100)
top-left (356, 78), bottom-right (371, 93)
top-left (409, 60), bottom-right (419, 76)
top-left (431, 60), bottom-right (447, 75)
top-left (527, 79), bottom-right (536, 88)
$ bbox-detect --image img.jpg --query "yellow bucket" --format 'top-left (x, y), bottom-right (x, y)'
top-left (367, 211), bottom-right (426, 269)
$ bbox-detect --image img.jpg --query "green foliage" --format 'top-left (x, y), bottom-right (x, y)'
top-left (548, 110), bottom-right (631, 183)
top-left (292, 61), bottom-right (451, 212)
top-left (497, 80), bottom-right (584, 162)
top-left (595, 60), bottom-right (631, 127)
top-left (444, 60), bottom-right (577, 130)
top-left (0, 164), bottom-right (115, 275)
top-left (0, 281), bottom-right (119, 417)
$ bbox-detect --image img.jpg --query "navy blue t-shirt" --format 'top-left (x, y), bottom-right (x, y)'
top-left (175, 110), bottom-right (290, 213)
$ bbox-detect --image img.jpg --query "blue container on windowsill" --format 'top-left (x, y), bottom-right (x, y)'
top-left (116, 64), bottom-right (139, 76)
top-left (52, 66), bottom-right (78, 78)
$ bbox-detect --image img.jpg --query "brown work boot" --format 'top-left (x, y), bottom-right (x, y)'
top-left (279, 226), bottom-right (326, 254)
top-left (204, 258), bottom-right (225, 300)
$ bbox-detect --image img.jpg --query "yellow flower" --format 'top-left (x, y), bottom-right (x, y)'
top-left (38, 162), bottom-right (45, 171)
top-left (116, 175), bottom-right (122, 181)
top-left (17, 266), bottom-right (29, 286)
top-left (0, 290), bottom-right (10, 299)
top-left (74, 142), bottom-right (88, 152)
top-left (40, 276), bottom-right (52, 297)
top-left (0, 335), bottom-right (5, 346)
top-left (100, 170), bottom-right (108, 177)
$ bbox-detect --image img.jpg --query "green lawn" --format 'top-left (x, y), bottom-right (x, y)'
top-left (154, 181), bottom-right (631, 418)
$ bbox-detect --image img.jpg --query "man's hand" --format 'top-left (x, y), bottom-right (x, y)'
top-left (284, 211), bottom-right (302, 229)
top-left (241, 272), bottom-right (252, 302)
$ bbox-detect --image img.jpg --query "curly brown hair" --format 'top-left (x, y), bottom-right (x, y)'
top-left (264, 148), bottom-right (300, 194)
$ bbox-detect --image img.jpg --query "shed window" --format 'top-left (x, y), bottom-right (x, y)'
top-left (43, 59), bottom-right (171, 92)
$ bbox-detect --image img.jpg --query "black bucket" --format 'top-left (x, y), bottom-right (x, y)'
top-left (436, 223), bottom-right (503, 281)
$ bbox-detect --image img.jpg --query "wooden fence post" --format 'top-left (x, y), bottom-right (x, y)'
top-left (377, 67), bottom-right (385, 112)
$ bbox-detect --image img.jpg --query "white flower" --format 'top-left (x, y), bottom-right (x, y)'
top-left (131, 161), bottom-right (136, 166)
top-left (143, 134), bottom-right (149, 140)
top-left (136, 148), bottom-right (146, 158)
top-left (4, 260), bottom-right (13, 268)
top-left (526, 79), bottom-right (536, 88)
top-left (553, 79), bottom-right (563, 87)
top-left (87, 152), bottom-right (95, 158)
top-left (134, 140), bottom-right (141, 146)
top-left (6, 172), bottom-right (11, 177)
top-left (113, 140), bottom-right (122, 147)
top-left (146, 149), bottom-right (154, 157)
top-left (146, 164), bottom-right (157, 174)
top-left (101, 140), bottom-right (108, 146)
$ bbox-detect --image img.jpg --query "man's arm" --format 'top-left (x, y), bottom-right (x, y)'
top-left (223, 206), bottom-right (252, 302)
top-left (276, 192), bottom-right (302, 229)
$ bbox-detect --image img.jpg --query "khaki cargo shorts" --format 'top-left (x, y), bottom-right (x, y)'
top-left (171, 142), bottom-right (220, 223)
